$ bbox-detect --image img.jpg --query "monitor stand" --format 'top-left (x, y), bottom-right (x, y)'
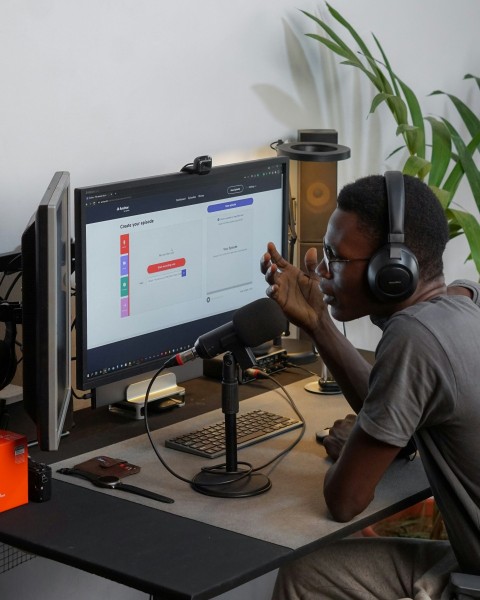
top-left (92, 360), bottom-right (202, 409)
top-left (109, 372), bottom-right (186, 420)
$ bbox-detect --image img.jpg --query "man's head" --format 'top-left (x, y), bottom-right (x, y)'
top-left (318, 174), bottom-right (449, 321)
top-left (337, 174), bottom-right (448, 282)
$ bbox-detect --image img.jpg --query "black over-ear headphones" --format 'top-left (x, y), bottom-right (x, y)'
top-left (367, 171), bottom-right (419, 302)
top-left (0, 302), bottom-right (21, 391)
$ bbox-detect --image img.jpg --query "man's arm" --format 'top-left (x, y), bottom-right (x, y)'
top-left (323, 422), bottom-right (401, 521)
top-left (261, 242), bottom-right (371, 413)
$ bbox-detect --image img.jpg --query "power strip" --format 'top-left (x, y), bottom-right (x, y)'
top-left (203, 349), bottom-right (288, 384)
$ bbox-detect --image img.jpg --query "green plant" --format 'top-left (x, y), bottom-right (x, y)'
top-left (302, 4), bottom-right (480, 277)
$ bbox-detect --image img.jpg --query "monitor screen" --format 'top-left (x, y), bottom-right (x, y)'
top-left (74, 157), bottom-right (289, 398)
top-left (21, 171), bottom-right (72, 451)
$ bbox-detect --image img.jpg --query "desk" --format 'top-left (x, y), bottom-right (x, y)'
top-left (0, 371), bottom-right (431, 599)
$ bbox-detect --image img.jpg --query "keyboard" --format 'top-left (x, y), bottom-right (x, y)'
top-left (165, 409), bottom-right (302, 459)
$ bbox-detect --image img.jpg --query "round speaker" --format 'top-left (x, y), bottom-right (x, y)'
top-left (305, 181), bottom-right (331, 211)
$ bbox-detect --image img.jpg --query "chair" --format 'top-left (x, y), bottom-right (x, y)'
top-left (450, 573), bottom-right (480, 599)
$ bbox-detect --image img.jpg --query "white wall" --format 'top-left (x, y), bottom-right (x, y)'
top-left (0, 1), bottom-right (479, 596)
top-left (1, 0), bottom-right (479, 351)
top-left (1, 0), bottom-right (479, 253)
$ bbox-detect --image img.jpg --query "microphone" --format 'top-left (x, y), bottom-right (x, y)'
top-left (168, 298), bottom-right (286, 369)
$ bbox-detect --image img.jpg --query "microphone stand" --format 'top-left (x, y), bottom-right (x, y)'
top-left (191, 351), bottom-right (271, 498)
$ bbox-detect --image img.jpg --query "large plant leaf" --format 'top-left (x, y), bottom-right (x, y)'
top-left (300, 5), bottom-right (480, 277)
top-left (301, 11), bottom-right (358, 64)
top-left (425, 117), bottom-right (452, 188)
top-left (442, 130), bottom-right (480, 204)
top-left (325, 3), bottom-right (381, 73)
top-left (386, 145), bottom-right (407, 160)
top-left (396, 124), bottom-right (422, 157)
top-left (305, 33), bottom-right (354, 61)
top-left (447, 208), bottom-right (480, 273)
top-left (302, 10), bottom-right (383, 89)
top-left (444, 121), bottom-right (480, 213)
top-left (465, 73), bottom-right (480, 92)
top-left (396, 78), bottom-right (426, 158)
top-left (370, 92), bottom-right (408, 125)
top-left (372, 33), bottom-right (400, 97)
top-left (403, 155), bottom-right (431, 180)
top-left (430, 90), bottom-right (480, 140)
top-left (429, 185), bottom-right (451, 210)
top-left (339, 59), bottom-right (383, 89)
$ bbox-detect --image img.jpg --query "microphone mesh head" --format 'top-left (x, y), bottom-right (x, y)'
top-left (233, 298), bottom-right (286, 347)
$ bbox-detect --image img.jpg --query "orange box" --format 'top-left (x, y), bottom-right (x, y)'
top-left (0, 430), bottom-right (28, 512)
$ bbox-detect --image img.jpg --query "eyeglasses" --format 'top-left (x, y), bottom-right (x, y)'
top-left (322, 239), bottom-right (371, 272)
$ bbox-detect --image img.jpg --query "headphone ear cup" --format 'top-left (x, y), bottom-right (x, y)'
top-left (367, 244), bottom-right (419, 302)
top-left (0, 322), bottom-right (17, 390)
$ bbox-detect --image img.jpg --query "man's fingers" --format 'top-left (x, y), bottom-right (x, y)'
top-left (304, 247), bottom-right (319, 274)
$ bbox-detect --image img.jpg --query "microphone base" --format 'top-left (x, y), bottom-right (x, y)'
top-left (191, 468), bottom-right (271, 498)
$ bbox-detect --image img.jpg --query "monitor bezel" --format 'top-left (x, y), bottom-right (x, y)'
top-left (74, 156), bottom-right (289, 394)
top-left (21, 171), bottom-right (72, 451)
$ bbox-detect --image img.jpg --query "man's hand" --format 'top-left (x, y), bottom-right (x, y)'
top-left (322, 414), bottom-right (357, 461)
top-left (260, 242), bottom-right (326, 335)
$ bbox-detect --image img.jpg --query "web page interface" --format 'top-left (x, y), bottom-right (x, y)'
top-left (75, 159), bottom-right (287, 388)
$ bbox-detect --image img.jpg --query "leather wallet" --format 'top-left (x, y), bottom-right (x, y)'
top-left (73, 455), bottom-right (140, 479)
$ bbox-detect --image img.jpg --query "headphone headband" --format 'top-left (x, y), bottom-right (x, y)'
top-left (384, 171), bottom-right (406, 244)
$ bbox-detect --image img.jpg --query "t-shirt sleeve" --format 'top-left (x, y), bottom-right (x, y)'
top-left (357, 313), bottom-right (456, 447)
top-left (449, 279), bottom-right (480, 306)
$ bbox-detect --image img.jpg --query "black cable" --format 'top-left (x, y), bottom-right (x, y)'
top-left (285, 362), bottom-right (319, 378)
top-left (143, 366), bottom-right (193, 485)
top-left (143, 367), bottom-right (254, 488)
top-left (269, 139), bottom-right (285, 150)
top-left (71, 388), bottom-right (91, 401)
top-left (250, 372), bottom-right (306, 473)
top-left (143, 365), bottom-right (307, 486)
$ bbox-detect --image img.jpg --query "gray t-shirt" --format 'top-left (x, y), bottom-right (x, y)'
top-left (358, 282), bottom-right (480, 574)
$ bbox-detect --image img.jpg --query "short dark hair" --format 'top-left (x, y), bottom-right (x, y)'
top-left (337, 174), bottom-right (449, 281)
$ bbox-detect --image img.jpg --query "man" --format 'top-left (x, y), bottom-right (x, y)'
top-left (261, 173), bottom-right (480, 600)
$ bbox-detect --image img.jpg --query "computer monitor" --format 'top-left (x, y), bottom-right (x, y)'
top-left (74, 157), bottom-right (289, 405)
top-left (21, 171), bottom-right (72, 450)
